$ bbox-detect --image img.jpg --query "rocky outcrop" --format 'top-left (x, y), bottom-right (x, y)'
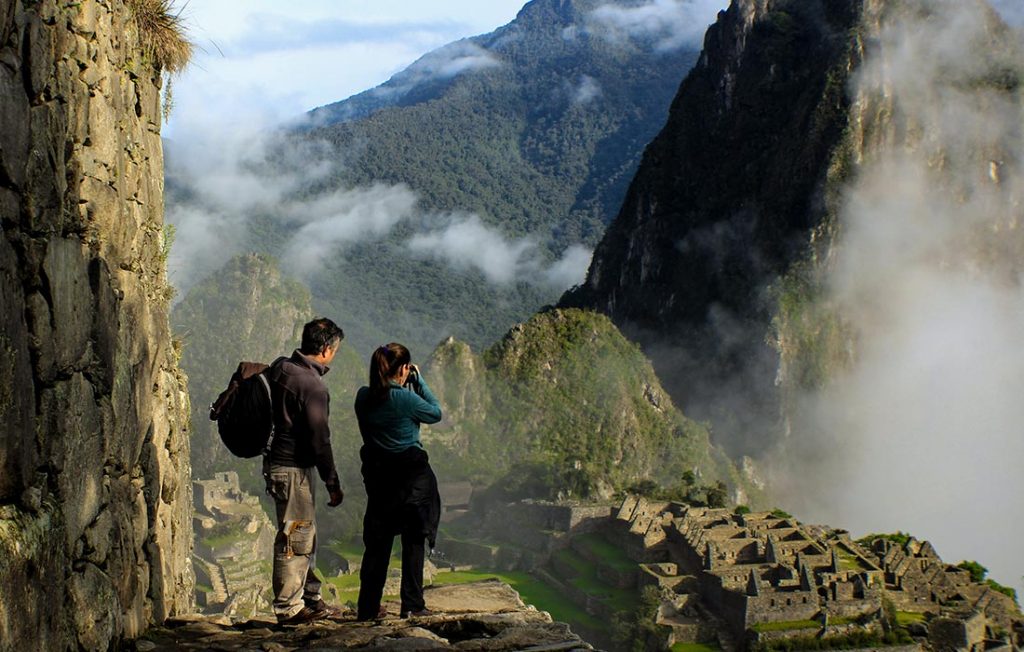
top-left (562, 0), bottom-right (1023, 461)
top-left (0, 1), bottom-right (192, 649)
top-left (140, 580), bottom-right (594, 651)
top-left (562, 0), bottom-right (865, 455)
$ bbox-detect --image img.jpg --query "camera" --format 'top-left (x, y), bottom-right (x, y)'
top-left (404, 364), bottom-right (419, 387)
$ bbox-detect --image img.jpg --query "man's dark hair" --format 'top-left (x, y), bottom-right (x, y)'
top-left (300, 317), bottom-right (344, 355)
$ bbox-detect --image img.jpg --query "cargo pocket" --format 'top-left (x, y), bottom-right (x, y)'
top-left (288, 520), bottom-right (316, 556)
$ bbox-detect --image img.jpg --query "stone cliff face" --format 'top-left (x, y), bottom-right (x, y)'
top-left (561, 0), bottom-right (867, 455)
top-left (0, 1), bottom-right (192, 649)
top-left (562, 0), bottom-right (1022, 463)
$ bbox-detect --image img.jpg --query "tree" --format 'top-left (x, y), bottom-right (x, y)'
top-left (706, 481), bottom-right (728, 508)
top-left (958, 560), bottom-right (987, 583)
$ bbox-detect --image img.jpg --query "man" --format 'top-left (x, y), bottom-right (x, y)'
top-left (264, 317), bottom-right (346, 625)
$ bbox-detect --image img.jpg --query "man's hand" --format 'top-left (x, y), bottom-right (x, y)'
top-left (327, 487), bottom-right (344, 507)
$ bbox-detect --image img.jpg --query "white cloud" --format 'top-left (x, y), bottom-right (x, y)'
top-left (281, 185), bottom-right (419, 276)
top-left (165, 111), bottom-right (422, 290)
top-left (388, 40), bottom-right (503, 92)
top-left (544, 244), bottom-right (594, 288)
top-left (165, 0), bottom-right (524, 136)
top-left (166, 119), bottom-right (588, 294)
top-left (585, 0), bottom-right (726, 52)
top-left (165, 203), bottom-right (244, 293)
top-left (408, 215), bottom-right (534, 285)
top-left (164, 126), bottom-right (335, 290)
top-left (771, 0), bottom-right (1024, 597)
top-left (408, 215), bottom-right (592, 289)
top-left (571, 75), bottom-right (602, 104)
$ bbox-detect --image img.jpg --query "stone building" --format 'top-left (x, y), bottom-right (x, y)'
top-left (192, 472), bottom-right (274, 620)
top-left (610, 496), bottom-right (1023, 650)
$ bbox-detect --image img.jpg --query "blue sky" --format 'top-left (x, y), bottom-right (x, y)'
top-left (165, 1), bottom-right (526, 136)
top-left (166, 0), bottom-right (1023, 137)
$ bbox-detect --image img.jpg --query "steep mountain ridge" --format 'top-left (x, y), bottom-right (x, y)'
top-left (562, 0), bottom-right (868, 455)
top-left (561, 0), bottom-right (1024, 593)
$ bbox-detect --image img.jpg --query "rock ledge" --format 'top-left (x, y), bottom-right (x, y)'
top-left (138, 580), bottom-right (595, 652)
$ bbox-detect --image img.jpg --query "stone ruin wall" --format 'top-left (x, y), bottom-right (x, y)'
top-left (0, 1), bottom-right (192, 650)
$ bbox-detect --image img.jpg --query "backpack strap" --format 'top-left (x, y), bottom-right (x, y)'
top-left (258, 372), bottom-right (276, 456)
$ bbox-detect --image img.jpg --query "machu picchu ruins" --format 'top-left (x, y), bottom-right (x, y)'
top-left (182, 476), bottom-right (1024, 652)
top-left (610, 496), bottom-right (1023, 650)
top-left (192, 472), bottom-right (275, 620)
top-left (434, 494), bottom-right (1023, 651)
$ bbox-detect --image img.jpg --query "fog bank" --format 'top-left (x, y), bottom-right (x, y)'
top-left (772, 0), bottom-right (1024, 595)
top-left (165, 121), bottom-right (591, 295)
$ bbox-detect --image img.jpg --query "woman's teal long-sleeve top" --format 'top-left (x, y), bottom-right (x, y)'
top-left (354, 376), bottom-right (442, 453)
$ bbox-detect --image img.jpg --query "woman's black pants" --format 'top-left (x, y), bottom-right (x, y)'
top-left (357, 524), bottom-right (425, 619)
top-left (356, 445), bottom-right (436, 620)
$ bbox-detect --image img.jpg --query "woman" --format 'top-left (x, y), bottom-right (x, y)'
top-left (354, 343), bottom-right (442, 621)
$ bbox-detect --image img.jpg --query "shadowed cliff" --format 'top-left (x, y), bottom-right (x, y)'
top-left (0, 0), bottom-right (193, 648)
top-left (562, 0), bottom-right (1024, 595)
top-left (562, 0), bottom-right (864, 457)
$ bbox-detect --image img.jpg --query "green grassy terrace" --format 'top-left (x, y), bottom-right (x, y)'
top-left (835, 547), bottom-right (873, 572)
top-left (552, 548), bottom-right (638, 613)
top-left (573, 533), bottom-right (636, 572)
top-left (896, 611), bottom-right (926, 625)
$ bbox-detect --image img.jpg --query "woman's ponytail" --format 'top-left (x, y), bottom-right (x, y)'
top-left (368, 342), bottom-right (411, 404)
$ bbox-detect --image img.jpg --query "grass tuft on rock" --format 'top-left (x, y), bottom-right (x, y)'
top-left (127, 0), bottom-right (193, 73)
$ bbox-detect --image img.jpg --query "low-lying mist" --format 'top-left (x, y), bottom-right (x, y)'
top-left (772, 0), bottom-right (1024, 594)
top-left (164, 122), bottom-right (592, 296)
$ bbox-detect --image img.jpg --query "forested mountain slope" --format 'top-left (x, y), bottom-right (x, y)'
top-left (167, 0), bottom-right (713, 355)
top-left (423, 308), bottom-right (742, 502)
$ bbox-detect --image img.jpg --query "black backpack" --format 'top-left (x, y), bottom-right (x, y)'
top-left (209, 361), bottom-right (276, 458)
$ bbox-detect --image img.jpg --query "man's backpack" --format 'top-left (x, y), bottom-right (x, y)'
top-left (209, 361), bottom-right (276, 458)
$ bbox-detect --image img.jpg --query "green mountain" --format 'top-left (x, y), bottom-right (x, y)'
top-left (423, 308), bottom-right (740, 501)
top-left (166, 0), bottom-right (709, 356)
top-left (306, 0), bottom-right (702, 246)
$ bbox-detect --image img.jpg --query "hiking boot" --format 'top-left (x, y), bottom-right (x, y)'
top-left (277, 605), bottom-right (328, 626)
top-left (400, 608), bottom-right (434, 619)
top-left (305, 598), bottom-right (345, 620)
top-left (357, 606), bottom-right (389, 622)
